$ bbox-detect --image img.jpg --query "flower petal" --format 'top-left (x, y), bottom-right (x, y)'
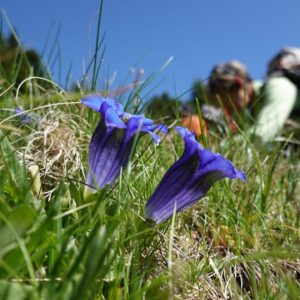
top-left (81, 95), bottom-right (124, 116)
top-left (81, 95), bottom-right (105, 112)
top-left (15, 107), bottom-right (31, 125)
top-left (145, 126), bottom-right (246, 224)
top-left (101, 102), bottom-right (126, 129)
top-left (145, 152), bottom-right (199, 223)
top-left (86, 119), bottom-right (129, 189)
top-left (122, 115), bottom-right (168, 145)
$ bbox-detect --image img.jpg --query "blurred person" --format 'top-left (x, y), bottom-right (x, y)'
top-left (253, 47), bottom-right (300, 142)
top-left (206, 48), bottom-right (300, 142)
top-left (181, 61), bottom-right (257, 137)
top-left (206, 60), bottom-right (256, 133)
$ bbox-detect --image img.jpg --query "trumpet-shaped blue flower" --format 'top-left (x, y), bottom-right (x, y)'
top-left (81, 95), bottom-right (167, 190)
top-left (15, 107), bottom-right (32, 125)
top-left (145, 126), bottom-right (246, 224)
top-left (15, 107), bottom-right (40, 127)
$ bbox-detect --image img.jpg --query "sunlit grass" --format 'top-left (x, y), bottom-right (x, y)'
top-left (0, 81), bottom-right (299, 299)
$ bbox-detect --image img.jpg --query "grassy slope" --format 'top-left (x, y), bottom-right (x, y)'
top-left (0, 90), bottom-right (299, 300)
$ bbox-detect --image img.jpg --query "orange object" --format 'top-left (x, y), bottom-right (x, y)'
top-left (181, 115), bottom-right (207, 137)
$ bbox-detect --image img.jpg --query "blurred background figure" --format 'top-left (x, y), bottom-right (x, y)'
top-left (179, 60), bottom-right (257, 138)
top-left (205, 47), bottom-right (300, 142)
top-left (206, 60), bottom-right (256, 133)
top-left (175, 61), bottom-right (254, 139)
top-left (146, 47), bottom-right (300, 143)
top-left (207, 60), bottom-right (254, 114)
top-left (254, 47), bottom-right (300, 142)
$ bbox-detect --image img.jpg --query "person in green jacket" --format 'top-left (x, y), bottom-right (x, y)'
top-left (253, 47), bottom-right (300, 142)
top-left (206, 47), bottom-right (300, 142)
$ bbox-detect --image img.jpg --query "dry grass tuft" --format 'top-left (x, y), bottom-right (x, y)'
top-left (18, 109), bottom-right (87, 198)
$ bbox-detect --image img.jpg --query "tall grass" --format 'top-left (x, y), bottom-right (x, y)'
top-left (0, 4), bottom-right (300, 300)
top-left (0, 88), bottom-right (299, 299)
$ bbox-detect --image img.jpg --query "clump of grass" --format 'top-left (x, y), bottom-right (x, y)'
top-left (17, 108), bottom-right (86, 199)
top-left (1, 87), bottom-right (300, 299)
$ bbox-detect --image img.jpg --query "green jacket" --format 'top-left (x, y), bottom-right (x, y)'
top-left (252, 76), bottom-right (300, 142)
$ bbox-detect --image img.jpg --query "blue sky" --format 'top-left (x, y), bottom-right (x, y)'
top-left (1, 0), bottom-right (300, 100)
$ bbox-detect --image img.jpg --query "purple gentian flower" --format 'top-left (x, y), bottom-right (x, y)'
top-left (81, 95), bottom-right (167, 190)
top-left (15, 107), bottom-right (31, 125)
top-left (145, 126), bottom-right (246, 224)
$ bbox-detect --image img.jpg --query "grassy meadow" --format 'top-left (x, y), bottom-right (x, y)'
top-left (0, 9), bottom-right (300, 300)
top-left (1, 78), bottom-right (300, 300)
